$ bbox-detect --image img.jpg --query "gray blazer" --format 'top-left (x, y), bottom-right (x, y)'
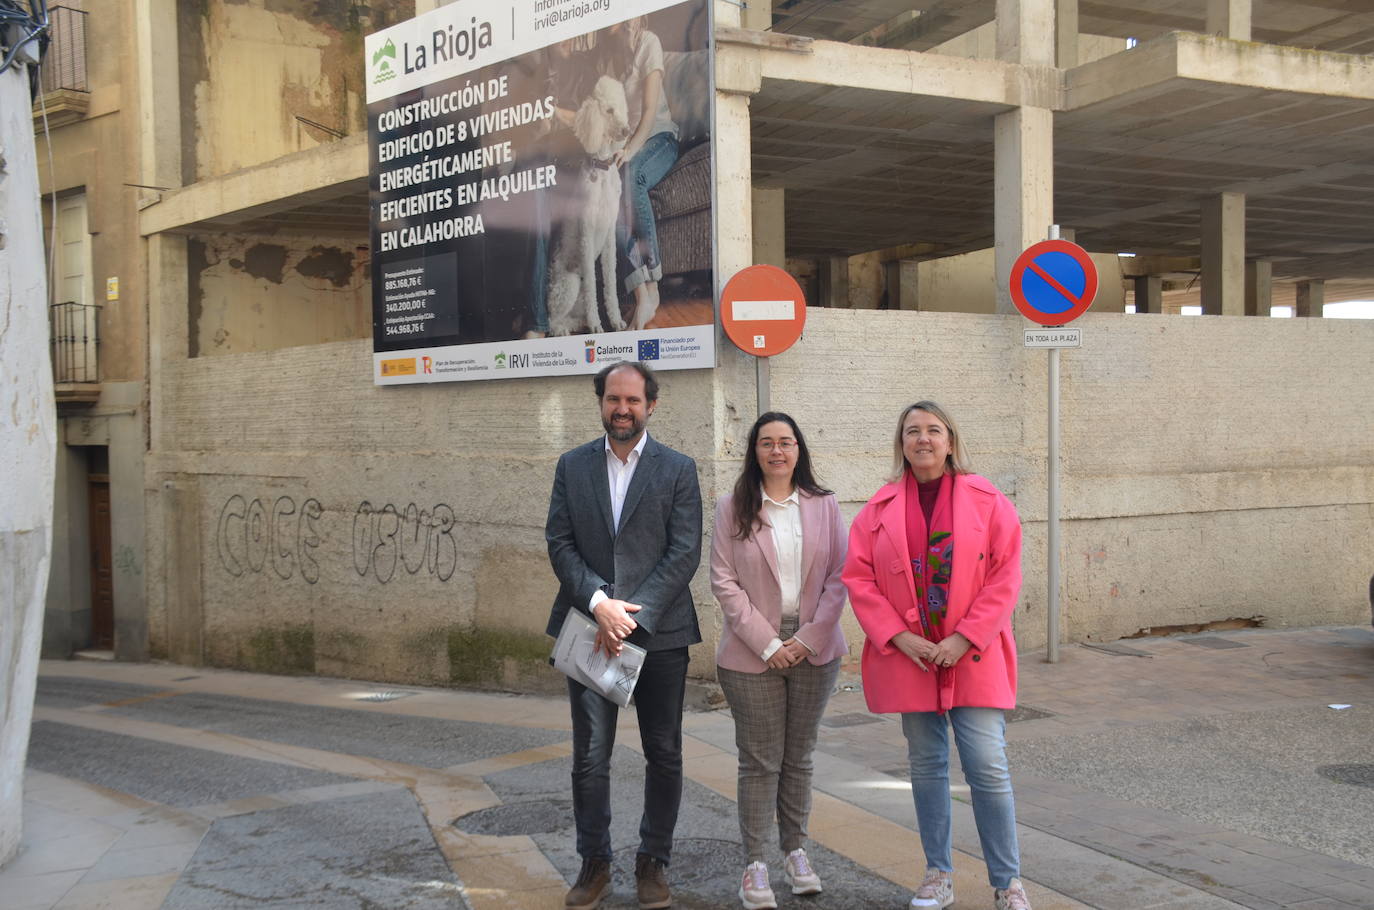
top-left (545, 435), bottom-right (703, 652)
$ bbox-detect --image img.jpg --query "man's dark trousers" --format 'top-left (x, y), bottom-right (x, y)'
top-left (568, 646), bottom-right (689, 861)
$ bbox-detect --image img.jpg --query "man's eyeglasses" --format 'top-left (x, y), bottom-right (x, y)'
top-left (757, 439), bottom-right (797, 452)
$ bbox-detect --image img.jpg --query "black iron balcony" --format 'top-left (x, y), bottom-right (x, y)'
top-left (49, 300), bottom-right (101, 403)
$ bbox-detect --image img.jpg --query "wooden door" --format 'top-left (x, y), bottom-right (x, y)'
top-left (88, 474), bottom-right (113, 649)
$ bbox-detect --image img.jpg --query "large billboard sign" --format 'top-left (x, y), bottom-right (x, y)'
top-left (366, 0), bottom-right (715, 384)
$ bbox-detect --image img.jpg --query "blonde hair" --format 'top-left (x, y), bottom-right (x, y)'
top-left (887, 400), bottom-right (972, 483)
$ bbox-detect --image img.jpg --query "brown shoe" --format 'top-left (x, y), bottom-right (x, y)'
top-left (565, 857), bottom-right (611, 910)
top-left (635, 853), bottom-right (672, 909)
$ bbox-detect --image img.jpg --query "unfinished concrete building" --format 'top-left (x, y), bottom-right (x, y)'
top-left (37, 0), bottom-right (1373, 685)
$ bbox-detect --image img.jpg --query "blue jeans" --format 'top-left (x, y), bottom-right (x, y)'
top-left (568, 646), bottom-right (689, 863)
top-left (617, 131), bottom-right (679, 293)
top-left (902, 707), bottom-right (1020, 888)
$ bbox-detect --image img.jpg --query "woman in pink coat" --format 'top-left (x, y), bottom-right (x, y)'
top-left (711, 412), bottom-right (848, 910)
top-left (843, 401), bottom-right (1032, 910)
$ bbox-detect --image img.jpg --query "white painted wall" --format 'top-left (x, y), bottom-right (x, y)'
top-left (0, 62), bottom-right (58, 868)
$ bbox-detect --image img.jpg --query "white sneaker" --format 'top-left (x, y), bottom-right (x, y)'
top-left (784, 848), bottom-right (823, 895)
top-left (911, 867), bottom-right (954, 909)
top-left (739, 861), bottom-right (777, 910)
top-left (994, 878), bottom-right (1032, 910)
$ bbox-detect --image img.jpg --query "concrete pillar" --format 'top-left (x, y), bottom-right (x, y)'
top-left (742, 0), bottom-right (771, 31)
top-left (1244, 259), bottom-right (1272, 317)
top-left (751, 186), bottom-right (784, 269)
top-left (1, 60), bottom-right (57, 868)
top-left (1206, 0), bottom-right (1252, 41)
top-left (1295, 279), bottom-right (1325, 318)
top-left (1201, 192), bottom-right (1244, 315)
top-left (1133, 275), bottom-right (1162, 313)
top-left (995, 107), bottom-right (1054, 315)
top-left (1055, 0), bottom-right (1079, 68)
top-left (881, 260), bottom-right (900, 309)
top-left (134, 0), bottom-right (182, 190)
top-left (818, 256), bottom-right (850, 308)
top-left (997, 0), bottom-right (1056, 65)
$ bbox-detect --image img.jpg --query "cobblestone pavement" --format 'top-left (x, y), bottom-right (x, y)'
top-left (4, 624), bottom-right (1371, 909)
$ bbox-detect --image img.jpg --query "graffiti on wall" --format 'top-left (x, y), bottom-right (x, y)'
top-left (216, 494), bottom-right (456, 585)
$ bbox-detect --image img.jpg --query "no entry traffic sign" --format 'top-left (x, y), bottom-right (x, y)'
top-left (1009, 239), bottom-right (1098, 326)
top-left (720, 264), bottom-right (807, 357)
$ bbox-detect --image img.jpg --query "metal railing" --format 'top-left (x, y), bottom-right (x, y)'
top-left (39, 6), bottom-right (88, 95)
top-left (49, 301), bottom-right (100, 383)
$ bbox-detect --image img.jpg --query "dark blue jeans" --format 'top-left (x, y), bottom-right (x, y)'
top-left (568, 646), bottom-right (689, 863)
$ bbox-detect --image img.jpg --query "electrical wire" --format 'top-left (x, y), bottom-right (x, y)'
top-left (0, 0), bottom-right (48, 76)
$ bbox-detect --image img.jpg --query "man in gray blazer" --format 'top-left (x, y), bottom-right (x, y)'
top-left (546, 361), bottom-right (702, 910)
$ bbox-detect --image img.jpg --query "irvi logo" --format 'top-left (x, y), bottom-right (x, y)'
top-left (494, 351), bottom-right (507, 369)
top-left (372, 38), bottom-right (397, 85)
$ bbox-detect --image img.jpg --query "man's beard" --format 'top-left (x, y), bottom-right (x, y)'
top-left (603, 414), bottom-right (645, 442)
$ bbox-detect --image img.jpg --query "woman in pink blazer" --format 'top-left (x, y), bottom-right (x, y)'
top-left (711, 412), bottom-right (848, 910)
top-left (843, 401), bottom-right (1031, 910)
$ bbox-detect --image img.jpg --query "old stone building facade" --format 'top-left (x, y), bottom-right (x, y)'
top-left (37, 0), bottom-right (1374, 686)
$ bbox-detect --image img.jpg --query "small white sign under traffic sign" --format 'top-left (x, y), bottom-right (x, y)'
top-left (1024, 326), bottom-right (1082, 348)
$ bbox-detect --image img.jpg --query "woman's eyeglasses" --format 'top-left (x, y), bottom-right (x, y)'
top-left (757, 439), bottom-right (797, 452)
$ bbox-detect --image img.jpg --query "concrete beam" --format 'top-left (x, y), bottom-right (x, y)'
top-left (1244, 260), bottom-right (1272, 317)
top-left (995, 106), bottom-right (1054, 315)
top-left (1206, 0), bottom-right (1251, 42)
top-left (139, 134), bottom-right (367, 236)
top-left (717, 28), bottom-right (1051, 108)
top-left (1201, 192), bottom-right (1245, 316)
top-left (1295, 279), bottom-right (1324, 318)
top-left (1065, 32), bottom-right (1374, 113)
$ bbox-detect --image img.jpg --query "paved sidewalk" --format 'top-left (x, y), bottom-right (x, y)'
top-left (3, 624), bottom-right (1371, 909)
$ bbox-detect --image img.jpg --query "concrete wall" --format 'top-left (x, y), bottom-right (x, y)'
top-left (188, 233), bottom-right (370, 357)
top-left (2, 60), bottom-right (58, 869)
top-left (144, 309), bottom-right (1373, 687)
top-left (773, 309), bottom-right (1372, 648)
top-left (180, 0), bottom-right (412, 182)
top-left (145, 340), bottom-right (755, 685)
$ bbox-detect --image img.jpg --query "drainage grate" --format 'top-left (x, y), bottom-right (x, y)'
top-left (356, 690), bottom-right (418, 703)
top-left (821, 712), bottom-right (884, 728)
top-left (1317, 764), bottom-right (1374, 788)
top-left (1179, 636), bottom-right (1249, 650)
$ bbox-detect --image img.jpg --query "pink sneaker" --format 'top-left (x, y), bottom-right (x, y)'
top-left (784, 848), bottom-right (823, 895)
top-left (994, 877), bottom-right (1032, 910)
top-left (911, 867), bottom-right (954, 909)
top-left (739, 861), bottom-right (776, 910)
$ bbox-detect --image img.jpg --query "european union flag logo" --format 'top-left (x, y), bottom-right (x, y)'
top-left (638, 339), bottom-right (660, 361)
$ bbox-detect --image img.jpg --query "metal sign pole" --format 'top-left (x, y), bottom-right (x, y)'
top-left (1045, 224), bottom-right (1061, 663)
top-left (757, 356), bottom-right (770, 414)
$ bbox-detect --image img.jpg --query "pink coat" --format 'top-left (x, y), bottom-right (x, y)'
top-left (711, 491), bottom-right (849, 672)
top-left (843, 473), bottom-right (1022, 714)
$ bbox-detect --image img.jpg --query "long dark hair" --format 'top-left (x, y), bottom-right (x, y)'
top-left (730, 412), bottom-right (831, 540)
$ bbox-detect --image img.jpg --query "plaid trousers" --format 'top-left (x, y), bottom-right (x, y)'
top-left (717, 618), bottom-right (840, 861)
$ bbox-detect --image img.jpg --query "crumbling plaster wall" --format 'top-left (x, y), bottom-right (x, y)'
top-left (188, 233), bottom-right (370, 356)
top-left (182, 0), bottom-right (411, 181)
top-left (145, 310), bottom-right (1372, 686)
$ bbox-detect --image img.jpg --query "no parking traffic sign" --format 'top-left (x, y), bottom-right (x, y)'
top-left (1009, 239), bottom-right (1098, 326)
